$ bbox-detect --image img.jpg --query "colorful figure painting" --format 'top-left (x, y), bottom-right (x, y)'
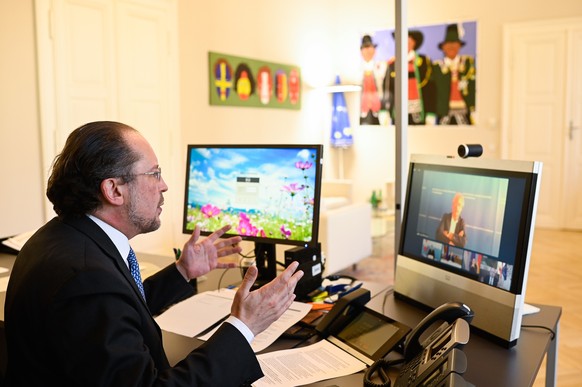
top-left (209, 52), bottom-right (301, 110)
top-left (361, 21), bottom-right (477, 125)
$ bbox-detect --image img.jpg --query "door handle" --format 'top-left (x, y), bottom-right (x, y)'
top-left (569, 121), bottom-right (580, 140)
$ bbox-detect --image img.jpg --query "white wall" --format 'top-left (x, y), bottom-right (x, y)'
top-left (1, 0), bottom-right (581, 242)
top-left (177, 0), bottom-right (582, 209)
top-left (0, 0), bottom-right (44, 238)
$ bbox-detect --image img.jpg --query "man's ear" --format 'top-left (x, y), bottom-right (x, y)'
top-left (100, 178), bottom-right (126, 206)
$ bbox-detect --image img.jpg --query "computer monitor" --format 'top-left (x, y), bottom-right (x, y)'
top-left (394, 154), bottom-right (542, 347)
top-left (182, 144), bottom-right (323, 285)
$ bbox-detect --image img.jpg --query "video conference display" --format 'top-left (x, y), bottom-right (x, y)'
top-left (401, 164), bottom-right (532, 292)
top-left (183, 145), bottom-right (322, 246)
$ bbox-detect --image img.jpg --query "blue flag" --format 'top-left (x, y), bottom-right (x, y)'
top-left (330, 76), bottom-right (353, 148)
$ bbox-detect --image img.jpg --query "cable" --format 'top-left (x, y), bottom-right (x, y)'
top-left (238, 250), bottom-right (256, 278)
top-left (238, 249), bottom-right (256, 259)
top-left (324, 274), bottom-right (357, 284)
top-left (522, 324), bottom-right (556, 340)
top-left (381, 287), bottom-right (394, 315)
top-left (217, 266), bottom-right (231, 290)
top-left (363, 358), bottom-right (405, 387)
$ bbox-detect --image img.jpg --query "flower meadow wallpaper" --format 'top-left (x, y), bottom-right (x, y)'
top-left (184, 146), bottom-right (321, 245)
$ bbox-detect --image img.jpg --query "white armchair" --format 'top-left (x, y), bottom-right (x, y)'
top-left (318, 180), bottom-right (372, 276)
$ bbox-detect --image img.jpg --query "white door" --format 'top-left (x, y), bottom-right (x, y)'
top-left (563, 28), bottom-right (582, 229)
top-left (35, 0), bottom-right (180, 252)
top-left (502, 18), bottom-right (582, 230)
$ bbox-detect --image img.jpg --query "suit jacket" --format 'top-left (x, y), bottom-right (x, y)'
top-left (428, 55), bottom-right (476, 121)
top-left (4, 216), bottom-right (262, 386)
top-left (435, 213), bottom-right (467, 248)
top-left (383, 52), bottom-right (432, 125)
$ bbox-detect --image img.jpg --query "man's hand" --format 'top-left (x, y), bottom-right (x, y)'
top-left (231, 261), bottom-right (304, 336)
top-left (175, 225), bottom-right (242, 281)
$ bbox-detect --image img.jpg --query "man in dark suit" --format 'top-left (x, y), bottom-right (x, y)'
top-left (383, 30), bottom-right (432, 125)
top-left (435, 192), bottom-right (467, 248)
top-left (4, 121), bottom-right (303, 386)
top-left (426, 24), bottom-right (476, 125)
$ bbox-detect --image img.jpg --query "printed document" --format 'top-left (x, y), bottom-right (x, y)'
top-left (1, 230), bottom-right (35, 251)
top-left (252, 339), bottom-right (367, 387)
top-left (155, 288), bottom-right (311, 352)
top-left (155, 289), bottom-right (233, 337)
top-left (197, 290), bottom-right (311, 352)
top-left (0, 275), bottom-right (9, 292)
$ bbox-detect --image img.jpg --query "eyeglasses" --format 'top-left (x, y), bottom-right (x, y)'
top-left (135, 168), bottom-right (162, 181)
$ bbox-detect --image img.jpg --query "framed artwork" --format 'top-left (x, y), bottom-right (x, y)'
top-left (208, 52), bottom-right (301, 110)
top-left (359, 21), bottom-right (477, 126)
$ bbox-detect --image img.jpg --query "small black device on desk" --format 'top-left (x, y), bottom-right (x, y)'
top-left (312, 288), bottom-right (412, 366)
top-left (284, 244), bottom-right (323, 300)
top-left (364, 302), bottom-right (474, 387)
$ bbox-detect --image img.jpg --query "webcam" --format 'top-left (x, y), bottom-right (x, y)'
top-left (458, 144), bottom-right (483, 158)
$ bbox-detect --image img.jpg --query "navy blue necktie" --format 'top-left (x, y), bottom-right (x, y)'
top-left (127, 248), bottom-right (146, 300)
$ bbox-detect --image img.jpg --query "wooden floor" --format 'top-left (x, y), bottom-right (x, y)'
top-left (343, 226), bottom-right (582, 386)
top-left (527, 228), bottom-right (582, 386)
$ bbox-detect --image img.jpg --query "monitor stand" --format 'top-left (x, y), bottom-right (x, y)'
top-left (522, 303), bottom-right (541, 315)
top-left (253, 242), bottom-right (277, 288)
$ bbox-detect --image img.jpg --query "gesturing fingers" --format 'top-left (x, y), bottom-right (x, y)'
top-left (272, 261), bottom-right (302, 292)
top-left (213, 236), bottom-right (242, 255)
top-left (186, 224), bottom-right (201, 246)
top-left (231, 262), bottom-right (304, 336)
top-left (205, 224), bottom-right (233, 244)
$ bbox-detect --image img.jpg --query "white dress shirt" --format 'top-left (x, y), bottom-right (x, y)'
top-left (86, 214), bottom-right (255, 344)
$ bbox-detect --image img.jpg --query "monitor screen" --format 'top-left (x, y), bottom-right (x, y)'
top-left (182, 144), bottom-right (323, 248)
top-left (400, 159), bottom-right (538, 293)
top-left (395, 154), bottom-right (542, 346)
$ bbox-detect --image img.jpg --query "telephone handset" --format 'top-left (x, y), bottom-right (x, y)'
top-left (315, 287), bottom-right (371, 338)
top-left (363, 302), bottom-right (473, 387)
top-left (403, 302), bottom-right (474, 361)
top-left (394, 320), bottom-right (470, 386)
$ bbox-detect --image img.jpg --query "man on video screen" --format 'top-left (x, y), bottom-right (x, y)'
top-left (436, 192), bottom-right (466, 247)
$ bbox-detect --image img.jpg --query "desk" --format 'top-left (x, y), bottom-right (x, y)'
top-left (367, 291), bottom-right (561, 387)
top-left (161, 292), bottom-right (560, 387)
top-left (0, 252), bottom-right (561, 386)
top-left (158, 266), bottom-right (560, 386)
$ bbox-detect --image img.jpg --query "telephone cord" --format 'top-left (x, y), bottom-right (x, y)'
top-left (363, 358), bottom-right (405, 387)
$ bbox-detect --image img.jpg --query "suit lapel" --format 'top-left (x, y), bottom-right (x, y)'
top-left (61, 216), bottom-right (149, 307)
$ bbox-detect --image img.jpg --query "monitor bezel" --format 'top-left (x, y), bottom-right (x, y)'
top-left (182, 144), bottom-right (324, 248)
top-left (394, 154), bottom-right (542, 346)
top-left (398, 154), bottom-right (541, 296)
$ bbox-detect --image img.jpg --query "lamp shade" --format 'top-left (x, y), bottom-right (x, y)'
top-left (330, 76), bottom-right (353, 148)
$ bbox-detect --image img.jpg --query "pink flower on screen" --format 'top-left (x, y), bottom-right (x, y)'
top-left (201, 204), bottom-right (221, 218)
top-left (280, 225), bottom-right (292, 239)
top-left (237, 213), bottom-right (258, 236)
top-left (282, 182), bottom-right (305, 197)
top-left (295, 161), bottom-right (313, 170)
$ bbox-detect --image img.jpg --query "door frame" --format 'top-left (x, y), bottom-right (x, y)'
top-left (501, 17), bottom-right (582, 229)
top-left (34, 0), bottom-right (181, 251)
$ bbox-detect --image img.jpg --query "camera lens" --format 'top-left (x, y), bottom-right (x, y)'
top-left (458, 144), bottom-right (483, 158)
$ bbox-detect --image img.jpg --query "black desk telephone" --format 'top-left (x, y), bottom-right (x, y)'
top-left (315, 287), bottom-right (371, 338)
top-left (314, 288), bottom-right (411, 365)
top-left (364, 301), bottom-right (474, 387)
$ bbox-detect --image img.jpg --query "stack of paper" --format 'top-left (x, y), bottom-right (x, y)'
top-left (155, 288), bottom-right (311, 353)
top-left (2, 230), bottom-right (35, 252)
